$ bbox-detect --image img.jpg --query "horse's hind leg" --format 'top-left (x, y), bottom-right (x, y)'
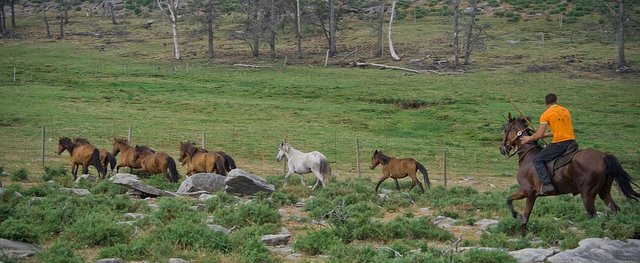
top-left (393, 178), bottom-right (400, 192)
top-left (598, 191), bottom-right (620, 213)
top-left (581, 192), bottom-right (597, 219)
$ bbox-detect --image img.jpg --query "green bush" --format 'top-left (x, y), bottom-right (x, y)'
top-left (90, 180), bottom-right (127, 195)
top-left (414, 7), bottom-right (428, 19)
top-left (36, 240), bottom-right (84, 263)
top-left (385, 215), bottom-right (454, 241)
top-left (142, 175), bottom-right (180, 191)
top-left (238, 238), bottom-right (275, 263)
top-left (43, 166), bottom-right (69, 182)
top-left (65, 212), bottom-right (133, 246)
top-left (0, 218), bottom-right (38, 243)
top-left (0, 166), bottom-right (4, 176)
top-left (458, 249), bottom-right (517, 263)
top-left (205, 192), bottom-right (239, 212)
top-left (154, 197), bottom-right (197, 223)
top-left (9, 168), bottom-right (28, 181)
top-left (294, 228), bottom-right (342, 255)
top-left (155, 216), bottom-right (230, 252)
top-left (212, 202), bottom-right (280, 227)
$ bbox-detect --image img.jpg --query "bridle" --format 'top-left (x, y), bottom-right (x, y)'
top-left (503, 122), bottom-right (531, 158)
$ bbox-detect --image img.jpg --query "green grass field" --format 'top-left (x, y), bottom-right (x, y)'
top-left (0, 6), bottom-right (639, 262)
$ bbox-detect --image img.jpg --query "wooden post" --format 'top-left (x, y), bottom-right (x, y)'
top-left (559, 13), bottom-right (563, 29)
top-left (283, 55), bottom-right (288, 68)
top-left (127, 126), bottom-right (132, 142)
top-left (324, 49), bottom-right (330, 66)
top-left (443, 149), bottom-right (447, 187)
top-left (541, 33), bottom-right (545, 47)
top-left (356, 138), bottom-right (361, 178)
top-left (41, 126), bottom-right (45, 166)
top-left (13, 67), bottom-right (16, 82)
top-left (186, 61), bottom-right (189, 73)
top-left (201, 131), bottom-right (206, 149)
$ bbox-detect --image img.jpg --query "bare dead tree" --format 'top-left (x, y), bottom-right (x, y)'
top-left (451, 0), bottom-right (460, 67)
top-left (264, 0), bottom-right (287, 58)
top-left (157, 0), bottom-right (182, 60)
top-left (43, 7), bottom-right (51, 38)
top-left (109, 0), bottom-right (118, 24)
top-left (1, 0), bottom-right (6, 33)
top-left (618, 0), bottom-right (625, 68)
top-left (328, 0), bottom-right (336, 56)
top-left (237, 0), bottom-right (266, 57)
top-left (10, 0), bottom-right (15, 28)
top-left (295, 0), bottom-right (302, 58)
top-left (206, 0), bottom-right (215, 60)
top-left (369, 0), bottom-right (385, 57)
top-left (58, 4), bottom-right (64, 39)
top-left (63, 0), bottom-right (69, 24)
top-left (387, 0), bottom-right (400, 60)
top-left (463, 0), bottom-right (478, 65)
top-left (598, 0), bottom-right (636, 69)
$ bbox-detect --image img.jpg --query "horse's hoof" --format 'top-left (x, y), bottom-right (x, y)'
top-left (517, 214), bottom-right (527, 224)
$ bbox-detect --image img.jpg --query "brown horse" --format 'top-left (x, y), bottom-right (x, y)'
top-left (370, 150), bottom-right (431, 193)
top-left (500, 114), bottom-right (640, 236)
top-left (134, 145), bottom-right (180, 182)
top-left (178, 141), bottom-right (228, 176)
top-left (112, 138), bottom-right (141, 173)
top-left (57, 137), bottom-right (106, 179)
top-left (73, 138), bottom-right (116, 172)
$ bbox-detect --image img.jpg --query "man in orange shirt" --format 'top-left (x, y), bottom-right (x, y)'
top-left (520, 93), bottom-right (577, 195)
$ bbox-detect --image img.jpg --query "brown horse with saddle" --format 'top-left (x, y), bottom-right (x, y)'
top-left (57, 137), bottom-right (106, 179)
top-left (500, 113), bottom-right (640, 236)
top-left (370, 150), bottom-right (431, 193)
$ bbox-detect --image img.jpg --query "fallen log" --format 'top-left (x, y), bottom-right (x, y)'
top-left (352, 61), bottom-right (420, 73)
top-left (233, 64), bottom-right (271, 68)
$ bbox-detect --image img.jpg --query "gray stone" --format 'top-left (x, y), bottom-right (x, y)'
top-left (261, 234), bottom-right (291, 246)
top-left (95, 258), bottom-right (125, 263)
top-left (110, 173), bottom-right (176, 197)
top-left (207, 224), bottom-right (230, 234)
top-left (285, 253), bottom-right (303, 260)
top-left (76, 174), bottom-right (97, 183)
top-left (168, 258), bottom-right (189, 263)
top-left (62, 188), bottom-right (91, 196)
top-left (124, 213), bottom-right (147, 219)
top-left (0, 188), bottom-right (23, 198)
top-left (268, 245), bottom-right (294, 254)
top-left (199, 193), bottom-right (214, 201)
top-left (117, 221), bottom-right (136, 226)
top-left (224, 169), bottom-right (275, 196)
top-left (432, 216), bottom-right (457, 228)
top-left (457, 247), bottom-right (505, 253)
top-left (474, 219), bottom-right (499, 231)
top-left (0, 238), bottom-right (41, 259)
top-left (280, 227), bottom-right (290, 235)
top-left (177, 173), bottom-right (226, 194)
top-left (548, 238), bottom-right (640, 263)
top-left (509, 248), bottom-right (559, 263)
top-left (190, 204), bottom-right (206, 211)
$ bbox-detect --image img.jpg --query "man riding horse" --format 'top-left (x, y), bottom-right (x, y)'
top-left (520, 93), bottom-right (577, 196)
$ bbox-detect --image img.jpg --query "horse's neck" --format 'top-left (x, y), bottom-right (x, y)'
top-left (517, 143), bottom-right (541, 165)
top-left (287, 148), bottom-right (303, 158)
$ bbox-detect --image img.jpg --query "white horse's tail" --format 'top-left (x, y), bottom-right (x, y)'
top-left (320, 157), bottom-right (332, 184)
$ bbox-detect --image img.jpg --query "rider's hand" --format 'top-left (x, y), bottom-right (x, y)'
top-left (520, 136), bottom-right (531, 144)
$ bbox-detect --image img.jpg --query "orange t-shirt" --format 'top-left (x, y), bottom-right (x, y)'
top-left (540, 104), bottom-right (575, 143)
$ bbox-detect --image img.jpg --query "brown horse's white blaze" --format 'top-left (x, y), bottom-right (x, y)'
top-left (500, 114), bottom-right (640, 236)
top-left (370, 150), bottom-right (431, 193)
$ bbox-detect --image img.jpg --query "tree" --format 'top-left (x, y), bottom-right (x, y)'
top-left (237, 0), bottom-right (265, 57)
top-left (295, 0), bottom-right (302, 58)
top-left (108, 0), bottom-right (118, 24)
top-left (10, 0), bottom-right (15, 28)
top-left (157, 0), bottom-right (181, 60)
top-left (328, 0), bottom-right (336, 56)
top-left (387, 0), bottom-right (400, 60)
top-left (187, 0), bottom-right (217, 60)
top-left (264, 0), bottom-right (287, 58)
top-left (58, 1), bottom-right (65, 39)
top-left (373, 0), bottom-right (384, 57)
top-left (463, 0), bottom-right (478, 65)
top-left (451, 0), bottom-right (460, 67)
top-left (1, 0), bottom-right (5, 33)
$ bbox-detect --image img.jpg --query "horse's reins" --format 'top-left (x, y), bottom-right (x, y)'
top-left (506, 126), bottom-right (531, 158)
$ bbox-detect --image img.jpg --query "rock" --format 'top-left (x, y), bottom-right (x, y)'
top-left (190, 204), bottom-right (206, 211)
top-left (268, 245), bottom-right (294, 254)
top-left (548, 238), bottom-right (640, 263)
top-left (285, 253), bottom-right (303, 260)
top-left (509, 248), bottom-right (559, 263)
top-left (0, 238), bottom-right (41, 259)
top-left (199, 193), bottom-right (214, 201)
top-left (62, 188), bottom-right (91, 196)
top-left (224, 169), bottom-right (275, 196)
top-left (124, 213), bottom-right (147, 219)
top-left (168, 258), bottom-right (189, 263)
top-left (95, 258), bottom-right (125, 263)
top-left (0, 188), bottom-right (23, 198)
top-left (177, 173), bottom-right (226, 194)
top-left (117, 221), bottom-right (135, 226)
top-left (294, 202), bottom-right (305, 208)
top-left (432, 216), bottom-right (457, 228)
top-left (280, 227), bottom-right (290, 235)
top-left (457, 247), bottom-right (505, 253)
top-left (261, 234), bottom-right (291, 246)
top-left (207, 224), bottom-right (230, 234)
top-left (474, 219), bottom-right (499, 231)
top-left (377, 193), bottom-right (387, 200)
top-left (110, 173), bottom-right (176, 197)
top-left (75, 174), bottom-right (97, 183)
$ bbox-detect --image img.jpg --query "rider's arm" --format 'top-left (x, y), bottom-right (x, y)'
top-left (521, 123), bottom-right (548, 144)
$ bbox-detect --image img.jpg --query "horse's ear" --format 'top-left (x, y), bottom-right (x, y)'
top-left (374, 150), bottom-right (378, 154)
top-left (507, 112), bottom-right (513, 121)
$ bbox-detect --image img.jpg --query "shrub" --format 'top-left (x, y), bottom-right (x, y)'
top-left (155, 216), bottom-right (231, 252)
top-left (294, 228), bottom-right (342, 255)
top-left (458, 249), bottom-right (517, 263)
top-left (205, 192), bottom-right (239, 212)
top-left (154, 197), bottom-right (197, 223)
top-left (91, 180), bottom-right (127, 195)
top-left (414, 7), bottom-right (428, 19)
top-left (65, 212), bottom-right (133, 246)
top-left (42, 166), bottom-right (66, 182)
top-left (36, 240), bottom-right (84, 263)
top-left (212, 202), bottom-right (280, 227)
top-left (0, 166), bottom-right (4, 176)
top-left (142, 175), bottom-right (180, 191)
top-left (385, 215), bottom-right (454, 241)
top-left (238, 238), bottom-right (275, 263)
top-left (10, 168), bottom-right (28, 181)
top-left (0, 218), bottom-right (38, 243)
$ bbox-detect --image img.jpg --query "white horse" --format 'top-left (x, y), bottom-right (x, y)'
top-left (275, 142), bottom-right (332, 190)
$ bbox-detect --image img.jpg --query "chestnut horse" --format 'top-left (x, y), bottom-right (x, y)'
top-left (111, 138), bottom-right (141, 173)
top-left (134, 145), bottom-right (180, 182)
top-left (74, 138), bottom-right (116, 172)
top-left (500, 114), bottom-right (640, 236)
top-left (370, 150), bottom-right (431, 193)
top-left (178, 141), bottom-right (228, 176)
top-left (57, 137), bottom-right (106, 179)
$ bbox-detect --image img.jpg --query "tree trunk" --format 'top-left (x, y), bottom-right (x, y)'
top-left (64, 1), bottom-right (69, 24)
top-left (268, 0), bottom-right (277, 58)
top-left (59, 8), bottom-right (64, 39)
top-left (618, 0), bottom-right (625, 68)
top-left (206, 0), bottom-right (214, 60)
top-left (10, 0), bottom-right (15, 28)
top-left (110, 1), bottom-right (118, 24)
top-left (374, 0), bottom-right (385, 57)
top-left (157, 0), bottom-right (181, 60)
top-left (44, 11), bottom-right (51, 38)
top-left (295, 0), bottom-right (302, 58)
top-left (1, 0), bottom-right (6, 32)
top-left (463, 0), bottom-right (478, 65)
top-left (452, 0), bottom-right (460, 67)
top-left (328, 0), bottom-right (336, 56)
top-left (388, 0), bottom-right (400, 61)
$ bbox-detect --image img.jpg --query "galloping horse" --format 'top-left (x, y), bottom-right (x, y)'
top-left (178, 141), bottom-right (227, 176)
top-left (370, 150), bottom-right (431, 193)
top-left (500, 114), bottom-right (640, 236)
top-left (134, 145), bottom-right (180, 182)
top-left (276, 142), bottom-right (331, 190)
top-left (73, 138), bottom-right (116, 172)
top-left (112, 138), bottom-right (141, 173)
top-left (57, 137), bottom-right (106, 179)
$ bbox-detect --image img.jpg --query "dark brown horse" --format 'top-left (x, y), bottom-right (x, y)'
top-left (178, 141), bottom-right (228, 176)
top-left (112, 138), bottom-right (141, 173)
top-left (57, 137), bottom-right (106, 179)
top-left (73, 138), bottom-right (116, 172)
top-left (370, 150), bottom-right (431, 193)
top-left (500, 114), bottom-right (640, 236)
top-left (134, 145), bottom-right (180, 182)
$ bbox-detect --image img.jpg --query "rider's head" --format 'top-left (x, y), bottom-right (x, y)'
top-left (544, 93), bottom-right (557, 106)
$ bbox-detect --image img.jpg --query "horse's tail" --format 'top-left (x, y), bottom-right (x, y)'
top-left (106, 152), bottom-right (117, 171)
top-left (166, 156), bottom-right (180, 183)
top-left (92, 148), bottom-right (107, 178)
top-left (223, 154), bottom-right (237, 170)
top-left (416, 161), bottom-right (431, 188)
top-left (605, 154), bottom-right (640, 201)
top-left (320, 157), bottom-right (332, 184)
top-left (215, 154), bottom-right (228, 176)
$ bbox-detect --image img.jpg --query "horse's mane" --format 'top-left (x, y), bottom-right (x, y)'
top-left (59, 137), bottom-right (75, 151)
top-left (114, 138), bottom-right (130, 145)
top-left (375, 150), bottom-right (391, 165)
top-left (135, 145), bottom-right (155, 153)
top-left (74, 137), bottom-right (91, 145)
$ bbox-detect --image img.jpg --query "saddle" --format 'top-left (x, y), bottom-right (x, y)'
top-left (547, 141), bottom-right (580, 172)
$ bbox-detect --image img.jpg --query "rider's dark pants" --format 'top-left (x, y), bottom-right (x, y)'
top-left (533, 140), bottom-right (576, 185)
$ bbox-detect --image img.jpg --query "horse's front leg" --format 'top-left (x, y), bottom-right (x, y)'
top-left (520, 194), bottom-right (538, 237)
top-left (71, 163), bottom-right (79, 180)
top-left (507, 189), bottom-right (528, 222)
top-left (283, 169), bottom-right (295, 187)
top-left (375, 174), bottom-right (390, 193)
top-left (393, 178), bottom-right (400, 192)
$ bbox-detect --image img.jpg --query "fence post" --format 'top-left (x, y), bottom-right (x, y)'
top-left (324, 49), bottom-right (330, 66)
top-left (201, 131), bottom-right (206, 149)
top-left (356, 138), bottom-right (361, 178)
top-left (443, 149), bottom-right (448, 188)
top-left (41, 126), bottom-right (46, 166)
top-left (128, 126), bottom-right (132, 142)
top-left (13, 67), bottom-right (16, 82)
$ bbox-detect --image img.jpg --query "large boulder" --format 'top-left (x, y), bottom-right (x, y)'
top-left (224, 169), bottom-right (275, 196)
top-left (109, 173), bottom-right (176, 197)
top-left (177, 173), bottom-right (226, 194)
top-left (509, 247), bottom-right (559, 263)
top-left (548, 238), bottom-right (640, 263)
top-left (0, 238), bottom-right (41, 259)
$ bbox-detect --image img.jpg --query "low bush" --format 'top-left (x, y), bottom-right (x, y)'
top-left (142, 175), bottom-right (180, 191)
top-left (205, 192), bottom-right (239, 212)
top-left (458, 249), bottom-right (517, 263)
top-left (0, 218), bottom-right (38, 243)
top-left (9, 168), bottom-right (28, 181)
top-left (212, 201), bottom-right (280, 227)
top-left (294, 228), bottom-right (342, 255)
top-left (238, 238), bottom-right (275, 263)
top-left (90, 180), bottom-right (127, 195)
top-left (385, 215), bottom-right (454, 241)
top-left (154, 197), bottom-right (198, 223)
top-left (36, 240), bottom-right (84, 263)
top-left (64, 212), bottom-right (133, 246)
